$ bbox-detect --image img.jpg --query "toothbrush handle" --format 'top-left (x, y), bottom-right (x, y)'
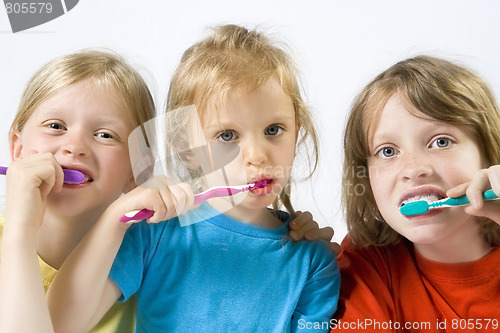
top-left (120, 183), bottom-right (257, 223)
top-left (0, 165), bottom-right (84, 184)
top-left (193, 187), bottom-right (245, 205)
top-left (483, 189), bottom-right (499, 201)
top-left (119, 209), bottom-right (154, 223)
top-left (447, 189), bottom-right (499, 206)
top-left (120, 187), bottom-right (243, 223)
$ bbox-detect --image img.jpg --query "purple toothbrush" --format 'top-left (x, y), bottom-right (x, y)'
top-left (0, 166), bottom-right (85, 184)
top-left (119, 178), bottom-right (272, 223)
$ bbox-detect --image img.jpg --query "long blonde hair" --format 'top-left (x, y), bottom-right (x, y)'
top-left (343, 55), bottom-right (500, 247)
top-left (10, 49), bottom-right (155, 135)
top-left (167, 24), bottom-right (319, 214)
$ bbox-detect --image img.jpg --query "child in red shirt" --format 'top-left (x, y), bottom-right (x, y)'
top-left (333, 55), bottom-right (500, 333)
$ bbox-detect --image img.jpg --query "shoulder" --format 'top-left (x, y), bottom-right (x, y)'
top-left (286, 236), bottom-right (338, 283)
top-left (337, 235), bottom-right (416, 286)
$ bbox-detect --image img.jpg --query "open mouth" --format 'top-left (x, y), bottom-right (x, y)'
top-left (83, 175), bottom-right (94, 183)
top-left (400, 194), bottom-right (444, 208)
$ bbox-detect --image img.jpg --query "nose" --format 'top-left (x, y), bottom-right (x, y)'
top-left (241, 137), bottom-right (267, 167)
top-left (61, 131), bottom-right (91, 158)
top-left (400, 150), bottom-right (433, 182)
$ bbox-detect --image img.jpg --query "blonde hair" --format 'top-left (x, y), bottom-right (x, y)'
top-left (343, 55), bottom-right (500, 247)
top-left (10, 49), bottom-right (155, 135)
top-left (167, 24), bottom-right (319, 213)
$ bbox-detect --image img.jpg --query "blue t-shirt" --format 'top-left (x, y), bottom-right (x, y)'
top-left (109, 204), bottom-right (339, 332)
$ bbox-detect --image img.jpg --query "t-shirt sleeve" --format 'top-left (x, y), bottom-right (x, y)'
top-left (292, 242), bottom-right (340, 332)
top-left (109, 222), bottom-right (154, 302)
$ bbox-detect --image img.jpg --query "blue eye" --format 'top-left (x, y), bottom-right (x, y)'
top-left (378, 147), bottom-right (397, 158)
top-left (265, 124), bottom-right (283, 136)
top-left (432, 137), bottom-right (451, 148)
top-left (217, 130), bottom-right (237, 142)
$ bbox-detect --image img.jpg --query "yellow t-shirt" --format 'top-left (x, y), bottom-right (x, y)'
top-left (0, 219), bottom-right (135, 333)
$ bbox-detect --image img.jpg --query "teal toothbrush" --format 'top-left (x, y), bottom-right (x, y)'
top-left (400, 189), bottom-right (499, 216)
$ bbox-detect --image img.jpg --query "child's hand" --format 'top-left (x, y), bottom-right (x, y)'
top-left (446, 165), bottom-right (500, 224)
top-left (288, 211), bottom-right (341, 255)
top-left (107, 175), bottom-right (195, 226)
top-left (5, 152), bottom-right (64, 231)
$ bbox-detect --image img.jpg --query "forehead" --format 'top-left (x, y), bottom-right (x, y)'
top-left (366, 93), bottom-right (423, 140)
top-left (30, 79), bottom-right (132, 124)
top-left (201, 78), bottom-right (295, 123)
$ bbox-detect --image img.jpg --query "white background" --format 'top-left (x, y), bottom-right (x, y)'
top-left (1, 0), bottom-right (499, 242)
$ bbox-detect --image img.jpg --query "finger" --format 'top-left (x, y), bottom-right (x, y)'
top-left (289, 211), bottom-right (314, 230)
top-left (464, 202), bottom-right (500, 224)
top-left (465, 170), bottom-right (490, 210)
top-left (26, 153), bottom-right (62, 197)
top-left (487, 165), bottom-right (500, 195)
top-left (446, 182), bottom-right (470, 198)
top-left (305, 227), bottom-right (334, 242)
top-left (36, 164), bottom-right (57, 198)
top-left (167, 182), bottom-right (194, 216)
top-left (329, 242), bottom-right (342, 256)
top-left (46, 153), bottom-right (64, 193)
top-left (290, 220), bottom-right (320, 241)
top-left (289, 211), bottom-right (316, 241)
top-left (157, 186), bottom-right (177, 222)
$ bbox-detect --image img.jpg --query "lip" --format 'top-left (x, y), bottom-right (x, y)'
top-left (398, 186), bottom-right (446, 208)
top-left (60, 163), bottom-right (94, 184)
top-left (248, 175), bottom-right (274, 196)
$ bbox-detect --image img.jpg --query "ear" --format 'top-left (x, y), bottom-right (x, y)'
top-left (9, 130), bottom-right (23, 161)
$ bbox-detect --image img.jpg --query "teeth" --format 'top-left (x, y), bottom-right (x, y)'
top-left (84, 176), bottom-right (91, 182)
top-left (401, 194), bottom-right (440, 206)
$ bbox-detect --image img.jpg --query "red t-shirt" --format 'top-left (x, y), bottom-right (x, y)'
top-left (332, 236), bottom-right (500, 333)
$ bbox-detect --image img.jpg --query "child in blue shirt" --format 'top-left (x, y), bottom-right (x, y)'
top-left (48, 24), bottom-right (340, 332)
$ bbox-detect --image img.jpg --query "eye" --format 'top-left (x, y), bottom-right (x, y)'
top-left (95, 129), bottom-right (120, 142)
top-left (96, 132), bottom-right (114, 139)
top-left (45, 121), bottom-right (66, 131)
top-left (431, 137), bottom-right (452, 149)
top-left (217, 130), bottom-right (237, 142)
top-left (265, 124), bottom-right (283, 136)
top-left (376, 147), bottom-right (398, 158)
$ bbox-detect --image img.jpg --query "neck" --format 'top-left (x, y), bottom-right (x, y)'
top-left (414, 224), bottom-right (492, 263)
top-left (224, 205), bottom-right (283, 229)
top-left (36, 208), bottom-right (103, 269)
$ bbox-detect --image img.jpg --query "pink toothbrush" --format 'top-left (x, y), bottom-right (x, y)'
top-left (0, 166), bottom-right (85, 184)
top-left (119, 178), bottom-right (272, 223)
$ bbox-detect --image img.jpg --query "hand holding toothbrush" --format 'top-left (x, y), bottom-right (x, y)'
top-left (446, 165), bottom-right (500, 224)
top-left (119, 178), bottom-right (272, 223)
top-left (109, 175), bottom-right (195, 226)
top-left (4, 152), bottom-right (84, 231)
top-left (402, 165), bottom-right (500, 224)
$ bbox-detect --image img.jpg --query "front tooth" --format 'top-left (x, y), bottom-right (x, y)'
top-left (402, 194), bottom-right (440, 205)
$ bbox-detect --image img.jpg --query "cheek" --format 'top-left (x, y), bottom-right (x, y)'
top-left (440, 153), bottom-right (483, 185)
top-left (101, 149), bottom-right (133, 177)
top-left (19, 135), bottom-right (57, 156)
